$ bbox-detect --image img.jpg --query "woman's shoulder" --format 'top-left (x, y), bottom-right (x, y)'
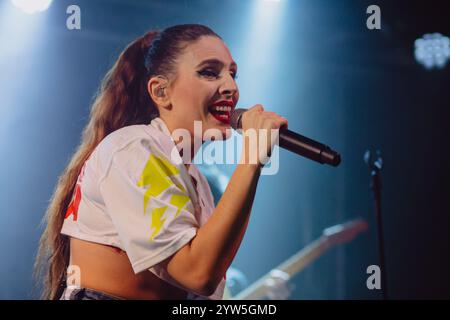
top-left (96, 124), bottom-right (161, 155)
top-left (89, 124), bottom-right (159, 174)
top-left (102, 124), bottom-right (150, 145)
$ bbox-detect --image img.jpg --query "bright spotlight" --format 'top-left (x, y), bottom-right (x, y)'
top-left (11, 0), bottom-right (52, 15)
top-left (415, 33), bottom-right (450, 70)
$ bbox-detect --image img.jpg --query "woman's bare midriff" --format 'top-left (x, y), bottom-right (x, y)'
top-left (68, 237), bottom-right (189, 299)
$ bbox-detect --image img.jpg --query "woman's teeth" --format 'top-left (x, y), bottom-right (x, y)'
top-left (209, 105), bottom-right (232, 124)
top-left (211, 106), bottom-right (232, 112)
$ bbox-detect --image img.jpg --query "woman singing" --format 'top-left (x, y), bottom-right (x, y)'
top-left (35, 24), bottom-right (287, 300)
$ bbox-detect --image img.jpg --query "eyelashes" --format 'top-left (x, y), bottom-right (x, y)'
top-left (197, 69), bottom-right (238, 80)
top-left (198, 69), bottom-right (219, 78)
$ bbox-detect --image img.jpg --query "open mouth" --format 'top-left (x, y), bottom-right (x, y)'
top-left (208, 105), bottom-right (232, 125)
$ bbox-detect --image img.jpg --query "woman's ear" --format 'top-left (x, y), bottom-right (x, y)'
top-left (148, 76), bottom-right (171, 110)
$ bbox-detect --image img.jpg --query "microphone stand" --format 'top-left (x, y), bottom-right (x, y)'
top-left (364, 150), bottom-right (388, 300)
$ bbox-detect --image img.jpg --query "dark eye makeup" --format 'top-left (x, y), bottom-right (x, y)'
top-left (198, 69), bottom-right (220, 78)
top-left (197, 68), bottom-right (238, 80)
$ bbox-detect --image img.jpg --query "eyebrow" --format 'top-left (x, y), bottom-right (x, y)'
top-left (196, 58), bottom-right (237, 70)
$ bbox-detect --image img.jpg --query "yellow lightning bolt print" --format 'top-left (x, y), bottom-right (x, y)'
top-left (169, 193), bottom-right (191, 217)
top-left (150, 206), bottom-right (168, 240)
top-left (137, 154), bottom-right (191, 240)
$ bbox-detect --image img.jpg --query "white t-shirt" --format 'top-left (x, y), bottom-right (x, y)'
top-left (61, 117), bottom-right (226, 300)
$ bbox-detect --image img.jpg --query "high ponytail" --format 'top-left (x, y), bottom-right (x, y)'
top-left (34, 24), bottom-right (220, 299)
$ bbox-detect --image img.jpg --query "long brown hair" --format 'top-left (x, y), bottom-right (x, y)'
top-left (34, 24), bottom-right (220, 300)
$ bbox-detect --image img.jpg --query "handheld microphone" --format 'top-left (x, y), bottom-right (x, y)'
top-left (230, 108), bottom-right (341, 167)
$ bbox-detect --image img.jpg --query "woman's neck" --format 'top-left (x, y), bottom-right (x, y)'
top-left (159, 115), bottom-right (203, 165)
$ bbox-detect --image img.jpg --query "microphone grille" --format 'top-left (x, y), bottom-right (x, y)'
top-left (230, 108), bottom-right (247, 130)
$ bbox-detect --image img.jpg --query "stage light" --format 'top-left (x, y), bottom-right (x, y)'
top-left (414, 33), bottom-right (450, 70)
top-left (11, 0), bottom-right (52, 14)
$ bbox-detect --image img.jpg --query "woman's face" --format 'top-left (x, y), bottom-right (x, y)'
top-left (163, 35), bottom-right (239, 141)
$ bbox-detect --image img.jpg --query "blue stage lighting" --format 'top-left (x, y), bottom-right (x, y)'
top-left (415, 33), bottom-right (450, 70)
top-left (11, 0), bottom-right (52, 15)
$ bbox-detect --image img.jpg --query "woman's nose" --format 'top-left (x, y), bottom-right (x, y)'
top-left (219, 75), bottom-right (238, 97)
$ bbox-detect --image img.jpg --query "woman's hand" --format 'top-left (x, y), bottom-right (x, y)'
top-left (239, 104), bottom-right (288, 167)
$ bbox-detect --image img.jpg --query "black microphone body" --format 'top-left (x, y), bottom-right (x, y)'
top-left (230, 108), bottom-right (341, 167)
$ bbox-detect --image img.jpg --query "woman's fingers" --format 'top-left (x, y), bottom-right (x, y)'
top-left (240, 105), bottom-right (288, 166)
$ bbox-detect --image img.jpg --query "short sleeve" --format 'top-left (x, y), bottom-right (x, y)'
top-left (98, 137), bottom-right (199, 274)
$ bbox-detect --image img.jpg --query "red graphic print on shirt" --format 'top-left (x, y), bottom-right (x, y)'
top-left (64, 163), bottom-right (87, 221)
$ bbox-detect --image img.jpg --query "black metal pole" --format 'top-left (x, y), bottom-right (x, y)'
top-left (365, 150), bottom-right (388, 300)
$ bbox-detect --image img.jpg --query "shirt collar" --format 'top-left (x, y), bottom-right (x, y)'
top-left (149, 117), bottom-right (172, 137)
